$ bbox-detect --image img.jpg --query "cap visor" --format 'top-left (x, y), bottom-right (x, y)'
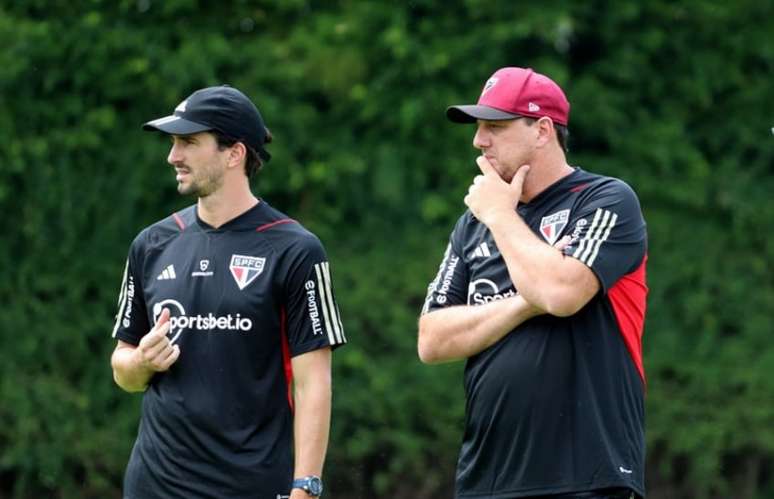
top-left (446, 105), bottom-right (522, 123)
top-left (142, 115), bottom-right (213, 135)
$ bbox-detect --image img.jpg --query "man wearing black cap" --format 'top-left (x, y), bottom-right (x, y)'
top-left (110, 85), bottom-right (345, 499)
top-left (418, 67), bottom-right (648, 498)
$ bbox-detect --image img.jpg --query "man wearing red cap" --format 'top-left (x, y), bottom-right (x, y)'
top-left (418, 68), bottom-right (648, 499)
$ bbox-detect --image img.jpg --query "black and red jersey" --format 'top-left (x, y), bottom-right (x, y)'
top-left (423, 168), bottom-right (648, 498)
top-left (112, 200), bottom-right (346, 499)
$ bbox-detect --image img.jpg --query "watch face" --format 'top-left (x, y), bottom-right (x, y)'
top-left (308, 477), bottom-right (323, 496)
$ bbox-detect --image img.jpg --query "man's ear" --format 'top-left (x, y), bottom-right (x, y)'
top-left (228, 142), bottom-right (247, 169)
top-left (535, 117), bottom-right (555, 148)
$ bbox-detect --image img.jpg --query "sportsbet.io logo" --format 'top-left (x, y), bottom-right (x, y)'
top-left (467, 278), bottom-right (517, 305)
top-left (152, 299), bottom-right (253, 344)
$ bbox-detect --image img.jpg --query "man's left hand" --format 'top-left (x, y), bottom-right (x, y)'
top-left (289, 489), bottom-right (311, 499)
top-left (464, 156), bottom-right (529, 226)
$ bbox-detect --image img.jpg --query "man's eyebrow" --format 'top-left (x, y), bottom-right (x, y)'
top-left (172, 134), bottom-right (197, 143)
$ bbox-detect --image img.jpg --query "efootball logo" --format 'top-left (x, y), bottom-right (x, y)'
top-left (229, 254), bottom-right (266, 290)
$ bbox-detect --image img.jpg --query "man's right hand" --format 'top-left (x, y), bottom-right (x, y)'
top-left (134, 308), bottom-right (180, 372)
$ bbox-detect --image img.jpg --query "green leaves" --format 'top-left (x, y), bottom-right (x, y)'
top-left (1, 1), bottom-right (773, 497)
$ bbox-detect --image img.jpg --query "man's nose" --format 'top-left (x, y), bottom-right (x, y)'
top-left (167, 142), bottom-right (183, 165)
top-left (473, 125), bottom-right (489, 149)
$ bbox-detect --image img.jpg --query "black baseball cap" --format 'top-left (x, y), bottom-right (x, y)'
top-left (143, 85), bottom-right (271, 161)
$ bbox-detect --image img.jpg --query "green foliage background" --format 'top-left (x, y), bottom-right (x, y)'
top-left (1, 1), bottom-right (772, 498)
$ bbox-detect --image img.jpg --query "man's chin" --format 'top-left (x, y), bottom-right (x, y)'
top-left (177, 183), bottom-right (197, 196)
top-left (487, 162), bottom-right (510, 182)
top-left (495, 169), bottom-right (512, 183)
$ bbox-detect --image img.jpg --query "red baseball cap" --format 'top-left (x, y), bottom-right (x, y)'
top-left (447, 67), bottom-right (570, 126)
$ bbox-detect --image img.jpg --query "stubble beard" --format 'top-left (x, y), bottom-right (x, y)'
top-left (177, 164), bottom-right (224, 198)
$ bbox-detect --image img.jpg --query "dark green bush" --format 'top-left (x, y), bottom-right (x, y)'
top-left (1, 1), bottom-right (772, 498)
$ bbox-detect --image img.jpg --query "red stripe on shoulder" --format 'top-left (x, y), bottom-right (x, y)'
top-left (172, 212), bottom-right (186, 230)
top-left (608, 254), bottom-right (648, 385)
top-left (256, 218), bottom-right (296, 232)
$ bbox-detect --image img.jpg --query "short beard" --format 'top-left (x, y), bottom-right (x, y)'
top-left (178, 165), bottom-right (224, 197)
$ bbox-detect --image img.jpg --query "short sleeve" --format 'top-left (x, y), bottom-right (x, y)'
top-left (283, 234), bottom-right (346, 356)
top-left (111, 233), bottom-right (150, 345)
top-left (422, 222), bottom-right (469, 314)
top-left (562, 179), bottom-right (647, 292)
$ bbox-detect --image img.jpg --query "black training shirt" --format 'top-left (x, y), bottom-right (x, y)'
top-left (423, 168), bottom-right (648, 498)
top-left (112, 201), bottom-right (346, 499)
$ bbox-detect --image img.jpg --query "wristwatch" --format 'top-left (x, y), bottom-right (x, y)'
top-left (292, 475), bottom-right (323, 497)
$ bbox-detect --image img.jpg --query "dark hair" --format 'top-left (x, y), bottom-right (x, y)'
top-left (212, 128), bottom-right (273, 179)
top-left (524, 117), bottom-right (569, 153)
top-left (554, 123), bottom-right (569, 153)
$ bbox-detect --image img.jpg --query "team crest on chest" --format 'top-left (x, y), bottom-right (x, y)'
top-left (229, 254), bottom-right (266, 290)
top-left (540, 209), bottom-right (570, 245)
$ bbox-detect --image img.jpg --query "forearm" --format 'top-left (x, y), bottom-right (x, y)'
top-left (111, 346), bottom-right (154, 393)
top-left (418, 294), bottom-right (543, 364)
top-left (487, 212), bottom-right (576, 315)
top-left (292, 373), bottom-right (331, 478)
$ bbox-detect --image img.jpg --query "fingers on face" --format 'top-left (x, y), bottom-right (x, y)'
top-left (475, 155), bottom-right (495, 175)
top-left (469, 175), bottom-right (486, 196)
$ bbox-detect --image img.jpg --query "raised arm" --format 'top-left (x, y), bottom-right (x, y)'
top-left (110, 308), bottom-right (180, 392)
top-left (465, 158), bottom-right (599, 316)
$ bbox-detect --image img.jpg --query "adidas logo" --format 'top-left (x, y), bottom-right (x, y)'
top-left (469, 242), bottom-right (492, 259)
top-left (157, 264), bottom-right (177, 280)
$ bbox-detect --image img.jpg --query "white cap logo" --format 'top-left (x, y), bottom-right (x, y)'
top-left (175, 99), bottom-right (188, 113)
top-left (528, 102), bottom-right (540, 112)
top-left (481, 77), bottom-right (499, 96)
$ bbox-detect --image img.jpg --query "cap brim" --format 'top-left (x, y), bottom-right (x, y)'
top-left (446, 105), bottom-right (522, 123)
top-left (142, 115), bottom-right (213, 135)
top-left (143, 114), bottom-right (272, 162)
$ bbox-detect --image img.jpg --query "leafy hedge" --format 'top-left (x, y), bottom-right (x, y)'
top-left (1, 1), bottom-right (772, 498)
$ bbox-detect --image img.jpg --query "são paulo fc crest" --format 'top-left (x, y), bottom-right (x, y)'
top-left (229, 254), bottom-right (266, 290)
top-left (481, 76), bottom-right (498, 96)
top-left (540, 209), bottom-right (570, 245)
